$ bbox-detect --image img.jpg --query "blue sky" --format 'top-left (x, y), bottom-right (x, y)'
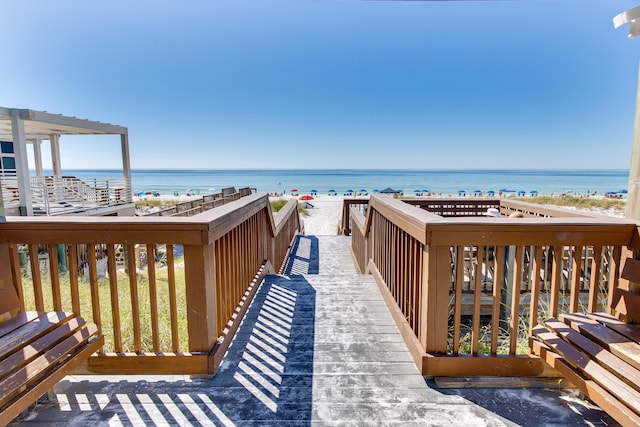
top-left (3, 0), bottom-right (640, 169)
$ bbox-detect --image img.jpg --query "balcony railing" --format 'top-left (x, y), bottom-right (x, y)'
top-left (0, 193), bottom-right (301, 375)
top-left (346, 195), bottom-right (638, 376)
top-left (1, 175), bottom-right (132, 216)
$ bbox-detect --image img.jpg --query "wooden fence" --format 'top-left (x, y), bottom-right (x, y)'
top-left (0, 193), bottom-right (301, 375)
top-left (347, 195), bottom-right (638, 376)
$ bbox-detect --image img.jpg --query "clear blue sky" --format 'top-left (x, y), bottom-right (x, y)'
top-left (3, 1), bottom-right (640, 170)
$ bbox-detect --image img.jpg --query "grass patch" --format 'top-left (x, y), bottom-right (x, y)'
top-left (19, 259), bottom-right (189, 353)
top-left (270, 199), bottom-right (310, 217)
top-left (513, 196), bottom-right (625, 211)
top-left (135, 198), bottom-right (182, 208)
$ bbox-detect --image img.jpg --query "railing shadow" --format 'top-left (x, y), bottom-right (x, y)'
top-left (283, 236), bottom-right (319, 275)
top-left (16, 275), bottom-right (317, 426)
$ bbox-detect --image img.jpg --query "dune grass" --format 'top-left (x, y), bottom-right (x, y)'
top-left (270, 199), bottom-right (310, 216)
top-left (19, 260), bottom-right (189, 353)
top-left (513, 195), bottom-right (625, 212)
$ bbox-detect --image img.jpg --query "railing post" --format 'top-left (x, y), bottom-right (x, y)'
top-left (420, 244), bottom-right (449, 354)
top-left (183, 242), bottom-right (219, 353)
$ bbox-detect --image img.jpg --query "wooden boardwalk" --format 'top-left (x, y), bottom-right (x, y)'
top-left (10, 236), bottom-right (614, 426)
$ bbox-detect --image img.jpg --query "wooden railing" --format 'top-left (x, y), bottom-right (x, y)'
top-left (348, 195), bottom-right (638, 376)
top-left (0, 193), bottom-right (301, 375)
top-left (143, 187), bottom-right (253, 217)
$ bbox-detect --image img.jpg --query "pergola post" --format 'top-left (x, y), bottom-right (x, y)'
top-left (33, 139), bottom-right (43, 178)
top-left (10, 111), bottom-right (32, 216)
top-left (121, 132), bottom-right (131, 200)
top-left (50, 134), bottom-right (62, 180)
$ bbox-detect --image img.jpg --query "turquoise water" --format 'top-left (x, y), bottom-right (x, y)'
top-left (48, 169), bottom-right (629, 197)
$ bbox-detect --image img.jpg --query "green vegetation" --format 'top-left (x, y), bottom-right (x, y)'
top-left (20, 260), bottom-right (189, 353)
top-left (135, 198), bottom-right (181, 208)
top-left (270, 199), bottom-right (310, 217)
top-left (513, 195), bottom-right (625, 211)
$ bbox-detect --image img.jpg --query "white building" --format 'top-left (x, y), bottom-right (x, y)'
top-left (0, 107), bottom-right (134, 216)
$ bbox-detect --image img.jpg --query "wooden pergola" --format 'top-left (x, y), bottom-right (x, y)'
top-left (0, 107), bottom-right (131, 215)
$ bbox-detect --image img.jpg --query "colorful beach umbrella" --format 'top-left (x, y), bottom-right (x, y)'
top-left (529, 190), bottom-right (538, 194)
top-left (359, 189), bottom-right (367, 192)
top-left (373, 189), bottom-right (380, 192)
top-left (413, 189), bottom-right (421, 193)
top-left (328, 189), bottom-right (336, 192)
top-left (500, 188), bottom-right (516, 192)
top-left (421, 189), bottom-right (429, 192)
top-left (299, 195), bottom-right (314, 201)
top-left (473, 189), bottom-right (482, 194)
top-left (345, 189), bottom-right (354, 193)
top-left (310, 189), bottom-right (317, 193)
top-left (290, 188), bottom-right (298, 192)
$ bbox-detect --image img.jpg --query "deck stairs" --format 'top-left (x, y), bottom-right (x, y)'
top-left (9, 235), bottom-right (615, 426)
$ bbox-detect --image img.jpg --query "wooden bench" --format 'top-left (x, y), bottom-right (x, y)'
top-left (530, 259), bottom-right (640, 427)
top-left (0, 286), bottom-right (104, 425)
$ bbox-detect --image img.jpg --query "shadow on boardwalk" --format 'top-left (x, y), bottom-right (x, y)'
top-left (11, 275), bottom-right (317, 426)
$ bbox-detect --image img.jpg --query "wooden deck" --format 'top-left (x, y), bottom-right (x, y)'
top-left (9, 236), bottom-right (615, 426)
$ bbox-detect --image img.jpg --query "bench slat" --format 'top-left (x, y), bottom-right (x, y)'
top-left (0, 312), bottom-right (43, 340)
top-left (587, 312), bottom-right (640, 343)
top-left (0, 312), bottom-right (74, 361)
top-left (544, 318), bottom-right (640, 393)
top-left (0, 317), bottom-right (87, 380)
top-left (531, 334), bottom-right (640, 427)
top-left (0, 323), bottom-right (100, 408)
top-left (533, 325), bottom-right (640, 415)
top-left (561, 313), bottom-right (640, 371)
top-left (0, 330), bottom-right (103, 426)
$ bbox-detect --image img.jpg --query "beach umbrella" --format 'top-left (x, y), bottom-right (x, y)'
top-left (345, 189), bottom-right (354, 193)
top-left (328, 189), bottom-right (336, 193)
top-left (487, 190), bottom-right (495, 195)
top-left (290, 188), bottom-right (298, 192)
top-left (299, 195), bottom-right (314, 201)
top-left (373, 189), bottom-right (380, 192)
top-left (458, 189), bottom-right (466, 194)
top-left (310, 189), bottom-right (317, 193)
top-left (379, 187), bottom-right (397, 194)
top-left (619, 189), bottom-right (628, 194)
top-left (413, 189), bottom-right (421, 193)
top-left (359, 189), bottom-right (367, 192)
top-left (422, 189), bottom-right (429, 192)
top-left (517, 190), bottom-right (526, 196)
top-left (529, 190), bottom-right (538, 194)
top-left (500, 188), bottom-right (516, 193)
top-left (473, 189), bottom-right (482, 194)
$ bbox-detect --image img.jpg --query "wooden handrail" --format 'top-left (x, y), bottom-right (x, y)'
top-left (347, 196), bottom-right (639, 376)
top-left (0, 193), bottom-right (301, 375)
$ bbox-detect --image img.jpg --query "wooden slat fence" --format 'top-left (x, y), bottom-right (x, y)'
top-left (0, 193), bottom-right (300, 375)
top-left (348, 194), bottom-right (637, 376)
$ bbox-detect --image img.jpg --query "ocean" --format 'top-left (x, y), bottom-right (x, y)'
top-left (49, 169), bottom-right (630, 198)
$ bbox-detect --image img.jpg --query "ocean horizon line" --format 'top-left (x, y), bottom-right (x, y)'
top-left (34, 167), bottom-right (631, 173)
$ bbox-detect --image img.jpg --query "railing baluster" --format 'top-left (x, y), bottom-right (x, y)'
top-left (509, 246), bottom-right (524, 355)
top-left (127, 243), bottom-right (142, 353)
top-left (28, 244), bottom-right (44, 311)
top-left (588, 246), bottom-right (603, 312)
top-left (147, 244), bottom-right (160, 352)
top-left (569, 245), bottom-right (583, 312)
top-left (87, 244), bottom-right (102, 336)
top-left (68, 245), bottom-right (81, 316)
top-left (166, 244), bottom-right (180, 352)
top-left (491, 246), bottom-right (505, 355)
top-left (471, 246), bottom-right (484, 355)
top-left (528, 246), bottom-right (543, 340)
top-left (550, 246), bottom-right (563, 317)
top-left (47, 244), bottom-right (62, 311)
top-left (107, 244), bottom-right (122, 353)
top-left (453, 245), bottom-right (464, 354)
